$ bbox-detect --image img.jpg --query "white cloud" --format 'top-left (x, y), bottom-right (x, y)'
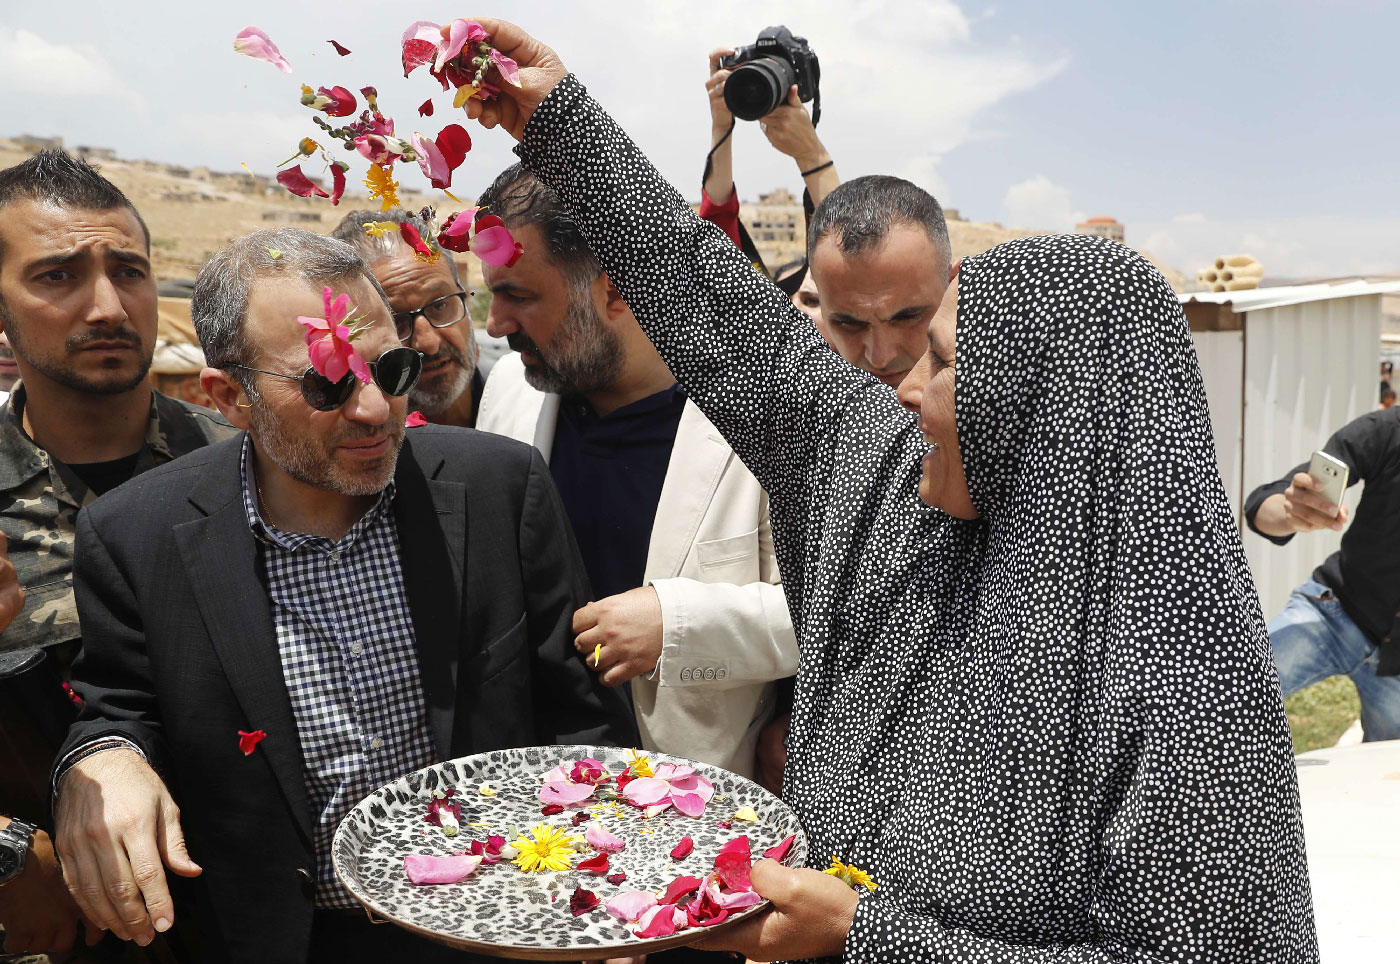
top-left (0, 27), bottom-right (145, 111)
top-left (1134, 215), bottom-right (1400, 281)
top-left (1001, 174), bottom-right (1084, 231)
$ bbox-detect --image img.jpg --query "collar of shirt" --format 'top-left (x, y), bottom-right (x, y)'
top-left (0, 384), bottom-right (183, 508)
top-left (237, 433), bottom-right (396, 553)
top-left (558, 381), bottom-right (686, 428)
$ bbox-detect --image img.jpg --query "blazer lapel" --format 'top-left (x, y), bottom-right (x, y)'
top-left (644, 400), bottom-right (734, 581)
top-left (533, 394), bottom-right (559, 462)
top-left (174, 442), bottom-right (312, 845)
top-left (393, 437), bottom-right (466, 759)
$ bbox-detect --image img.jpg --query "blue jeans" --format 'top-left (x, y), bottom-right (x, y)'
top-left (1268, 577), bottom-right (1400, 741)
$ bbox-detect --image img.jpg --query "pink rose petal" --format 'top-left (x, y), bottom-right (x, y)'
top-left (605, 890), bottom-right (657, 924)
top-left (584, 823), bottom-right (626, 854)
top-left (403, 853), bottom-right (482, 884)
top-left (763, 834), bottom-right (797, 862)
top-left (634, 903), bottom-right (680, 938)
top-left (233, 26), bottom-right (293, 73)
top-left (539, 780), bottom-right (595, 806)
top-left (670, 792), bottom-right (707, 817)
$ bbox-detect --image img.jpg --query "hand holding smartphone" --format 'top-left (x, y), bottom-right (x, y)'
top-left (1306, 450), bottom-right (1350, 515)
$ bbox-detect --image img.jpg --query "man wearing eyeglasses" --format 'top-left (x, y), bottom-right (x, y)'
top-left (332, 210), bottom-right (483, 428)
top-left (49, 227), bottom-right (634, 963)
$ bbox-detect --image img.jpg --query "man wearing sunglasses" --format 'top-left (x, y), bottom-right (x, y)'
top-left (332, 210), bottom-right (483, 428)
top-left (49, 227), bottom-right (634, 962)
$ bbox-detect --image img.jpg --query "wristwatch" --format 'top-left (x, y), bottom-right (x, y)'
top-left (0, 818), bottom-right (37, 886)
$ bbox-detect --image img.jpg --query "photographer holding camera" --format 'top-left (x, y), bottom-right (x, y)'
top-left (700, 28), bottom-right (839, 303)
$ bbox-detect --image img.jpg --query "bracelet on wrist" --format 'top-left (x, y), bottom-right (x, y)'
top-left (800, 160), bottom-right (835, 178)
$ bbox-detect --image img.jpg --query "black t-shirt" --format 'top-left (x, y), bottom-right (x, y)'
top-left (60, 450), bottom-right (142, 497)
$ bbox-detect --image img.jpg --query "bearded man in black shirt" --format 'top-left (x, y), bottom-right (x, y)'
top-left (1245, 408), bottom-right (1400, 740)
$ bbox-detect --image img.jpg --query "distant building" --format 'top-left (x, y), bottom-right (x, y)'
top-left (738, 188), bottom-right (806, 268)
top-left (17, 134), bottom-right (63, 153)
top-left (263, 209), bottom-right (323, 223)
top-left (1076, 216), bottom-right (1124, 243)
top-left (943, 208), bottom-right (963, 222)
top-left (76, 145), bottom-right (118, 162)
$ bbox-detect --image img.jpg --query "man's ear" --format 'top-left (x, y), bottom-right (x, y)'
top-left (948, 256), bottom-right (962, 284)
top-left (200, 367), bottom-right (252, 429)
top-left (597, 272), bottom-right (632, 323)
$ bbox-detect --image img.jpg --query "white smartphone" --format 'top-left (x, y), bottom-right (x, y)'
top-left (1307, 450), bottom-right (1350, 511)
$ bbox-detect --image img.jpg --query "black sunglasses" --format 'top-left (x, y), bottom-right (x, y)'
top-left (393, 290), bottom-right (469, 343)
top-left (229, 346), bottom-right (423, 412)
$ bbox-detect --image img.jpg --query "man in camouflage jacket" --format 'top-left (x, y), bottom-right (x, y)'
top-left (0, 149), bottom-right (233, 958)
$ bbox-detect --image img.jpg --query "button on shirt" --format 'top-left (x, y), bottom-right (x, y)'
top-left (239, 437), bottom-right (435, 908)
top-left (549, 384), bottom-right (687, 599)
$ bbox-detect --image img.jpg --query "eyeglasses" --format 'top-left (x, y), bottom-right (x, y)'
top-left (392, 289), bottom-right (469, 343)
top-left (229, 346), bottom-right (423, 412)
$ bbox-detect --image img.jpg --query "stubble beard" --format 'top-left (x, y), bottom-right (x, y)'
top-left (249, 403), bottom-right (403, 497)
top-left (515, 292), bottom-right (624, 397)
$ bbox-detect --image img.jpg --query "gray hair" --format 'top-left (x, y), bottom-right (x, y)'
top-left (191, 227), bottom-right (391, 374)
top-left (807, 175), bottom-right (951, 265)
top-left (329, 208), bottom-right (462, 287)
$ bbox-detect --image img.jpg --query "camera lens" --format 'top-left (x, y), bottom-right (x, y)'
top-left (724, 55), bottom-right (797, 121)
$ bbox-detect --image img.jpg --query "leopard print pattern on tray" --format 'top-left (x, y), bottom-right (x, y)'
top-left (333, 745), bottom-right (808, 960)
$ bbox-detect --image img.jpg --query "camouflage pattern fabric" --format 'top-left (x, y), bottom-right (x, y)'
top-left (0, 385), bottom-right (236, 654)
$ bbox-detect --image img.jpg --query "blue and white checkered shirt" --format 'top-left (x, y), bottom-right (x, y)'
top-left (240, 437), bottom-right (436, 908)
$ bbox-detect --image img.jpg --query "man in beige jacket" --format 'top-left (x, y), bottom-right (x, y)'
top-left (475, 164), bottom-right (796, 780)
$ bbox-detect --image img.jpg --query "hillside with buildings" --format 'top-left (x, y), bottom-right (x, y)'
top-left (4, 136), bottom-right (1186, 296)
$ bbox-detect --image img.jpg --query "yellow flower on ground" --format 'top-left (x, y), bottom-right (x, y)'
top-left (362, 221), bottom-right (400, 238)
top-left (363, 164), bottom-right (400, 211)
top-left (731, 806), bottom-right (759, 823)
top-left (626, 749), bottom-right (654, 778)
top-left (825, 857), bottom-right (878, 892)
top-left (510, 823), bottom-right (580, 874)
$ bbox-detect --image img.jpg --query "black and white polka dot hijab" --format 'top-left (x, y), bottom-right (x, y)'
top-left (910, 232), bottom-right (1314, 957)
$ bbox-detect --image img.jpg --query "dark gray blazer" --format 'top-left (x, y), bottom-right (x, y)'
top-left (58, 426), bottom-right (635, 962)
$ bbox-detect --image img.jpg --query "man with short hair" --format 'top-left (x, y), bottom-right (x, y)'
top-left (0, 149), bottom-right (235, 956)
top-left (331, 209), bottom-right (482, 427)
top-left (475, 164), bottom-right (797, 782)
top-left (806, 174), bottom-right (957, 388)
top-left (51, 227), bottom-right (633, 962)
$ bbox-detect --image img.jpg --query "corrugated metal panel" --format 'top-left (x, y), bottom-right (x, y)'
top-left (1240, 294), bottom-right (1379, 622)
top-left (1192, 331), bottom-right (1244, 515)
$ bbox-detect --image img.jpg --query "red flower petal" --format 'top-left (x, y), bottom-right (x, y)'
top-left (330, 164), bottom-right (347, 206)
top-left (606, 872), bottom-right (627, 885)
top-left (418, 98), bottom-right (435, 117)
top-left (635, 905), bottom-right (680, 938)
top-left (474, 213), bottom-right (505, 232)
top-left (541, 803), bottom-right (565, 816)
top-left (276, 166), bottom-right (330, 199)
top-left (635, 904), bottom-right (680, 938)
top-left (577, 852), bottom-right (610, 875)
top-left (669, 836), bottom-right (694, 860)
top-left (685, 889), bottom-right (730, 928)
top-left (318, 85), bottom-right (358, 117)
top-left (406, 411), bottom-right (427, 427)
top-left (659, 875), bottom-right (702, 905)
top-left (616, 771), bottom-right (635, 792)
top-left (713, 836), bottom-right (752, 892)
top-left (569, 886), bottom-right (601, 917)
top-left (571, 811), bottom-right (591, 827)
top-left (61, 682), bottom-right (84, 707)
top-left (329, 40), bottom-right (352, 56)
top-left (238, 729), bottom-right (267, 755)
top-left (435, 124), bottom-right (472, 172)
top-left (763, 834), bottom-right (797, 863)
top-left (402, 38), bottom-right (438, 77)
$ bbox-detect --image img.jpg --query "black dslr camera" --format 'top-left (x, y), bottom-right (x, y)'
top-left (719, 26), bottom-right (821, 123)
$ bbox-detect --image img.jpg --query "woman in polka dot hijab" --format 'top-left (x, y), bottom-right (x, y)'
top-left (473, 23), bottom-right (1317, 961)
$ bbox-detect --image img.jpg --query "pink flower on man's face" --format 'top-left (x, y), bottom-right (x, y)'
top-left (297, 286), bottom-right (370, 385)
top-left (233, 26), bottom-right (292, 73)
top-left (621, 762), bottom-right (715, 817)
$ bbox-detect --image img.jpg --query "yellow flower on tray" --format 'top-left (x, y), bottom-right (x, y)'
top-left (825, 857), bottom-right (878, 892)
top-left (626, 748), bottom-right (655, 778)
top-left (510, 823), bottom-right (580, 874)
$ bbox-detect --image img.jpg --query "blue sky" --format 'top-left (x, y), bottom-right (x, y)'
top-left (2, 1), bottom-right (1394, 278)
